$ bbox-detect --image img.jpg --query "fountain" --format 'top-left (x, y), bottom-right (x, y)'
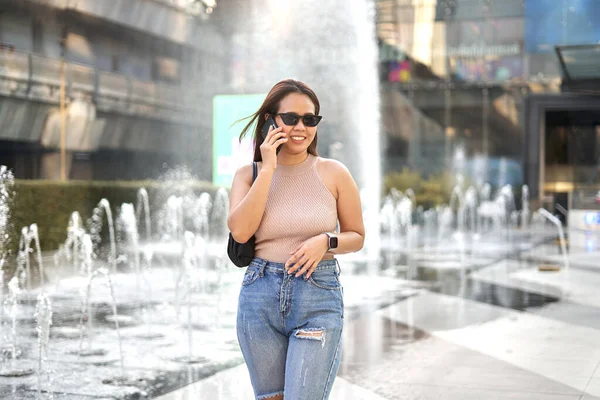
top-left (537, 208), bottom-right (570, 273)
top-left (87, 199), bottom-right (117, 273)
top-left (449, 186), bottom-right (466, 233)
top-left (229, 0), bottom-right (381, 266)
top-left (404, 188), bottom-right (416, 208)
top-left (422, 209), bottom-right (437, 249)
top-left (498, 157), bottom-right (508, 188)
top-left (0, 166), bottom-right (13, 255)
top-left (77, 267), bottom-right (125, 377)
top-left (472, 153), bottom-right (488, 188)
top-left (163, 195), bottom-right (184, 241)
top-left (0, 270), bottom-right (3, 344)
top-left (499, 184), bottom-right (517, 217)
top-left (136, 188), bottom-right (151, 242)
top-left (522, 185), bottom-right (530, 230)
top-left (398, 196), bottom-right (416, 279)
top-left (0, 277), bottom-right (34, 377)
top-left (380, 195), bottom-right (398, 273)
top-left (0, 162), bottom-right (569, 399)
top-left (171, 231), bottom-right (208, 364)
top-left (464, 186), bottom-right (479, 236)
top-left (210, 188), bottom-right (230, 248)
top-left (15, 224), bottom-right (44, 290)
top-left (55, 212), bottom-right (86, 274)
top-left (117, 203), bottom-right (141, 291)
top-left (437, 206), bottom-right (454, 242)
top-left (196, 192), bottom-right (213, 240)
top-left (81, 234), bottom-right (94, 277)
top-left (16, 227), bottom-right (32, 290)
top-left (35, 292), bottom-right (53, 396)
top-left (132, 200), bottom-right (164, 340)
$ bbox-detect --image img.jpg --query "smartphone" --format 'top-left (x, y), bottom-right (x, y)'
top-left (261, 116), bottom-right (277, 139)
top-left (260, 116), bottom-right (283, 154)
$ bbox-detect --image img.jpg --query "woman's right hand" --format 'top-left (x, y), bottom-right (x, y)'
top-left (260, 125), bottom-right (287, 171)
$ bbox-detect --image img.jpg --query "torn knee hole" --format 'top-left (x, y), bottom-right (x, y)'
top-left (295, 328), bottom-right (326, 341)
top-left (297, 330), bottom-right (323, 338)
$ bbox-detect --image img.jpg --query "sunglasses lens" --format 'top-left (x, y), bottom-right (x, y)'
top-left (280, 114), bottom-right (300, 126)
top-left (279, 113), bottom-right (322, 127)
top-left (303, 116), bottom-right (320, 127)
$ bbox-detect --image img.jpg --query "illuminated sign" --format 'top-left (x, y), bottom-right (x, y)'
top-left (213, 94), bottom-right (266, 187)
top-left (583, 212), bottom-right (600, 225)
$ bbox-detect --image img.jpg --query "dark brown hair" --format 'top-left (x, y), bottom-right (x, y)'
top-left (238, 79), bottom-right (320, 162)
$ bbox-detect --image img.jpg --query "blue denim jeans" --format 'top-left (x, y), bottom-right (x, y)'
top-left (236, 257), bottom-right (344, 400)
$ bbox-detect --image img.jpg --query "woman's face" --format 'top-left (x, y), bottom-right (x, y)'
top-left (274, 93), bottom-right (318, 155)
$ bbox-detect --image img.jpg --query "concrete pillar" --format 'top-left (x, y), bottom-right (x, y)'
top-left (40, 151), bottom-right (72, 180)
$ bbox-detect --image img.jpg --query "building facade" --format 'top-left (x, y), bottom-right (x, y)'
top-left (0, 0), bottom-right (226, 180)
top-left (377, 0), bottom-right (600, 209)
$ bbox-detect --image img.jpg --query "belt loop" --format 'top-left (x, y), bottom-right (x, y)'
top-left (335, 258), bottom-right (341, 275)
top-left (258, 259), bottom-right (267, 277)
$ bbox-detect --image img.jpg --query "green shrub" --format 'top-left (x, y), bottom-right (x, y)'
top-left (384, 169), bottom-right (456, 208)
top-left (8, 179), bottom-right (221, 254)
top-left (383, 168), bottom-right (422, 194)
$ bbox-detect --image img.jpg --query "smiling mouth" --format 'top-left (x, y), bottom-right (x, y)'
top-left (290, 136), bottom-right (306, 141)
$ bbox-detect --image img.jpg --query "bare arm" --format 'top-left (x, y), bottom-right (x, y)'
top-left (227, 163), bottom-right (274, 243)
top-left (227, 125), bottom-right (287, 243)
top-left (285, 159), bottom-right (365, 277)
top-left (329, 161), bottom-right (365, 254)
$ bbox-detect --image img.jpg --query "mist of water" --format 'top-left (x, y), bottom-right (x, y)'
top-left (35, 292), bottom-right (53, 397)
top-left (0, 166), bottom-right (13, 263)
top-left (15, 224), bottom-right (44, 290)
top-left (78, 268), bottom-right (125, 377)
top-left (229, 0), bottom-right (381, 262)
top-left (136, 188), bottom-right (151, 242)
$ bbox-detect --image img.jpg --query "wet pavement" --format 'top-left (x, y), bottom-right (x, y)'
top-left (2, 234), bottom-right (600, 399)
top-left (154, 242), bottom-right (600, 400)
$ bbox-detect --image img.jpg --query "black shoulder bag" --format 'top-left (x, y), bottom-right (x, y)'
top-left (227, 162), bottom-right (258, 268)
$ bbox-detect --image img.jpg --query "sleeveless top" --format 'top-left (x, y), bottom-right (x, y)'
top-left (254, 154), bottom-right (338, 263)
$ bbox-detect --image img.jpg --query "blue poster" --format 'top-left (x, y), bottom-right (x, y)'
top-left (525, 0), bottom-right (600, 52)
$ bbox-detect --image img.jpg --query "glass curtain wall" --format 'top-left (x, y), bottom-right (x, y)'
top-left (377, 0), bottom-right (600, 206)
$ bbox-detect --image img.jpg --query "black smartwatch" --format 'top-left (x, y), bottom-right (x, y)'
top-left (324, 232), bottom-right (338, 251)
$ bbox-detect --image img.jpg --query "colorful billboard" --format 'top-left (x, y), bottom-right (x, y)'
top-left (525, 0), bottom-right (600, 53)
top-left (452, 56), bottom-right (523, 81)
top-left (212, 94), bottom-right (266, 187)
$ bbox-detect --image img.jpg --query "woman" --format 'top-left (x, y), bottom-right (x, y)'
top-left (228, 79), bottom-right (365, 400)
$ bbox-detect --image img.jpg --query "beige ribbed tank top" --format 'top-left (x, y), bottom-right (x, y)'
top-left (254, 154), bottom-right (338, 263)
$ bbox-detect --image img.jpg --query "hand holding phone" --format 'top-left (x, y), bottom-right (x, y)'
top-left (261, 116), bottom-right (277, 139)
top-left (261, 116), bottom-right (284, 155)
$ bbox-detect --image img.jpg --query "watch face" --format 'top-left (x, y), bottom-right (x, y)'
top-left (330, 236), bottom-right (338, 249)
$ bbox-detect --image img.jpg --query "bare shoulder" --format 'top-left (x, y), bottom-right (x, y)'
top-left (234, 162), bottom-right (256, 186)
top-left (315, 157), bottom-right (354, 199)
top-left (316, 157), bottom-right (351, 179)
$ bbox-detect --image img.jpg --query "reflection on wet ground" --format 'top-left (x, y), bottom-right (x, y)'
top-left (340, 314), bottom-right (428, 377)
top-left (440, 278), bottom-right (560, 311)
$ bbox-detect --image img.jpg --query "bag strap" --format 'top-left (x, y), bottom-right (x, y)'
top-left (252, 162), bottom-right (257, 184)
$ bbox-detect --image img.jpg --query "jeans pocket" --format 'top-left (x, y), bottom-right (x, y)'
top-left (307, 270), bottom-right (340, 290)
top-left (242, 267), bottom-right (260, 286)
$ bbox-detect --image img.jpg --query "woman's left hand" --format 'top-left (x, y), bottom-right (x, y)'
top-left (285, 234), bottom-right (329, 279)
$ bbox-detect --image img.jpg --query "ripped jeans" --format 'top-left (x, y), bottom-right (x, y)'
top-left (236, 257), bottom-right (344, 400)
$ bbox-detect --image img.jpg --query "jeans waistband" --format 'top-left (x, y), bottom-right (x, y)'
top-left (249, 257), bottom-right (340, 275)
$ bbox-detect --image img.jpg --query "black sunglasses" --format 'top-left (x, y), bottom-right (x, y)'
top-left (276, 112), bottom-right (323, 127)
